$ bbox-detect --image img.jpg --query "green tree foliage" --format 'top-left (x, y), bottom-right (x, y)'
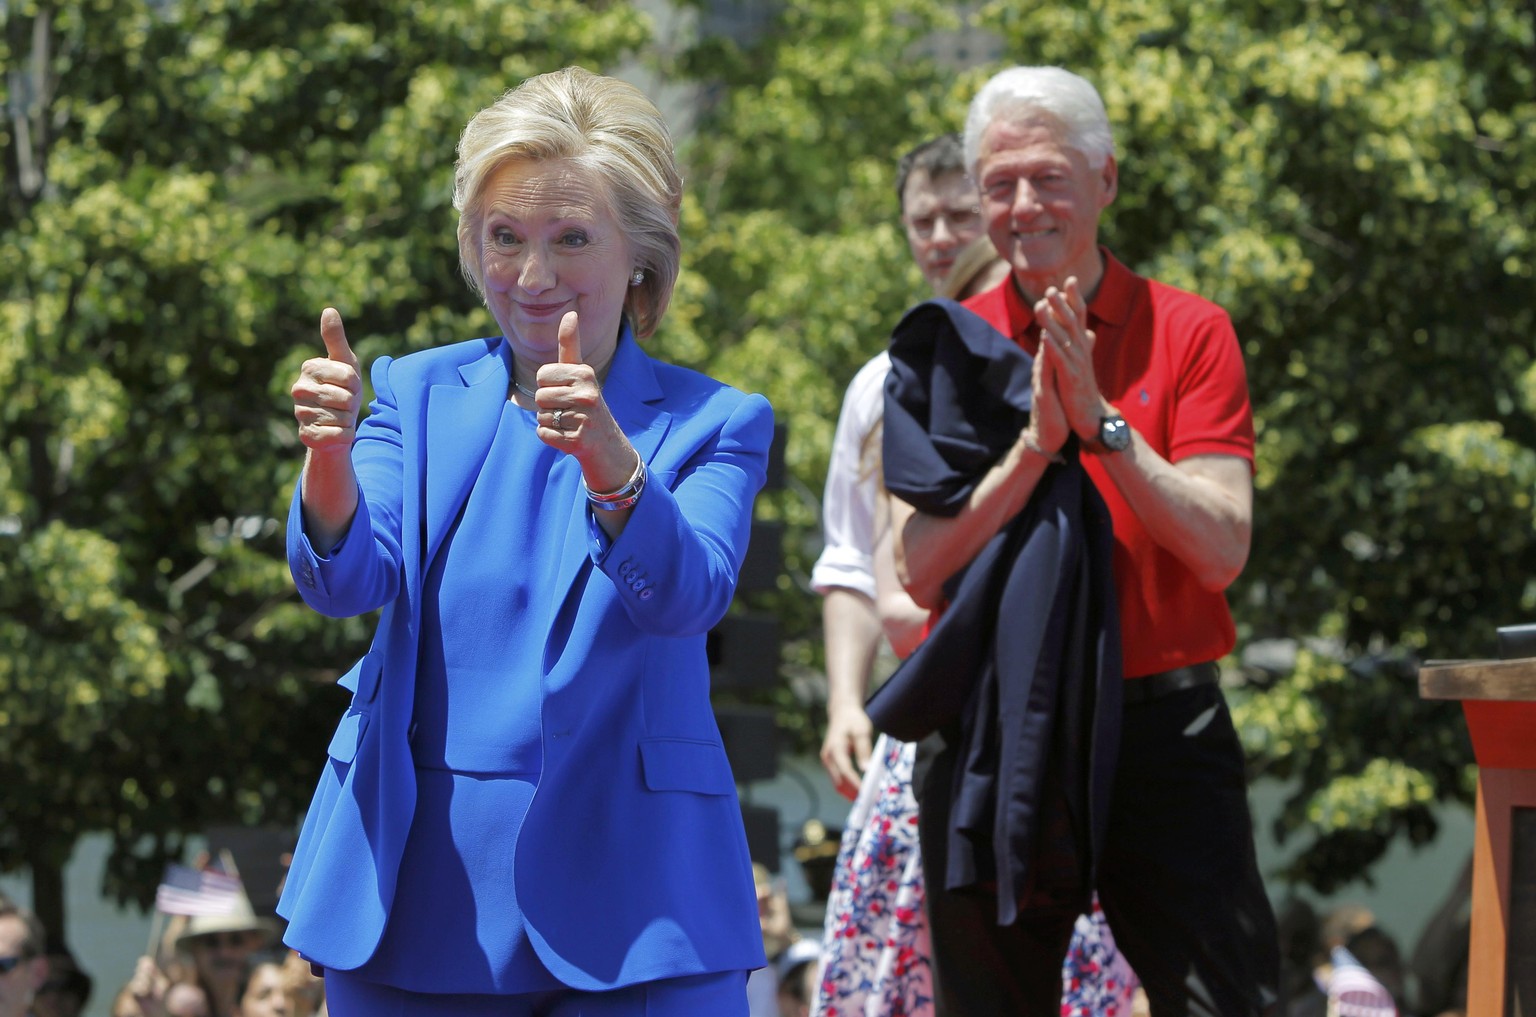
top-left (3, 0), bottom-right (1531, 920)
top-left (0, 0), bottom-right (647, 936)
top-left (657, 0), bottom-right (995, 747)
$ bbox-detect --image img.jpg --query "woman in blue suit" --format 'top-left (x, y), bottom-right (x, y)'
top-left (281, 67), bottom-right (773, 1016)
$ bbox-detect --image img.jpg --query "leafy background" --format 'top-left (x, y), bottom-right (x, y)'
top-left (2, 0), bottom-right (1532, 949)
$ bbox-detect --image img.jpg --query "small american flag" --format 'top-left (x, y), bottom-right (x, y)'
top-left (153, 864), bottom-right (245, 917)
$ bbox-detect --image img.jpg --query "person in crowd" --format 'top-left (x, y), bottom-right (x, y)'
top-left (810, 135), bottom-right (986, 1017)
top-left (875, 65), bottom-right (1279, 1015)
top-left (0, 895), bottom-right (48, 1017)
top-left (774, 939), bottom-right (822, 1017)
top-left (111, 952), bottom-right (215, 1017)
top-left (280, 66), bottom-right (773, 1016)
top-left (747, 865), bottom-right (801, 1017)
top-left (229, 951), bottom-right (292, 1017)
top-left (1290, 906), bottom-right (1399, 1017)
top-left (111, 962), bottom-right (214, 1017)
top-left (1339, 925), bottom-right (1406, 1015)
top-left (32, 946), bottom-right (91, 1017)
top-left (174, 883), bottom-right (276, 1017)
top-left (273, 846), bottom-right (326, 1017)
top-left (277, 952), bottom-right (323, 1017)
top-left (164, 981), bottom-right (214, 1017)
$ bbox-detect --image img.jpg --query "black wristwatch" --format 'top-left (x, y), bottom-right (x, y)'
top-left (1098, 413), bottom-right (1131, 452)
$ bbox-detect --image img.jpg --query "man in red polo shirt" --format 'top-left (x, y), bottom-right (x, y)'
top-left (889, 66), bottom-right (1280, 1016)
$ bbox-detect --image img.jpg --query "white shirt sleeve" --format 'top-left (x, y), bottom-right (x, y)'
top-left (810, 353), bottom-right (892, 599)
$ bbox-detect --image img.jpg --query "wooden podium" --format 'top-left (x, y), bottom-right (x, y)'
top-left (1420, 658), bottom-right (1536, 1017)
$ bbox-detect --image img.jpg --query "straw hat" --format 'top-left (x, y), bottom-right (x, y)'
top-left (174, 881), bottom-right (278, 950)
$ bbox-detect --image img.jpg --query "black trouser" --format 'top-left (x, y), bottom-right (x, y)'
top-left (919, 682), bottom-right (1281, 1017)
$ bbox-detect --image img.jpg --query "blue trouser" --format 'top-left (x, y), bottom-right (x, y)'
top-left (324, 969), bottom-right (749, 1017)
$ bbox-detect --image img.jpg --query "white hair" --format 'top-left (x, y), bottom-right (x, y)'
top-left (963, 67), bottom-right (1115, 172)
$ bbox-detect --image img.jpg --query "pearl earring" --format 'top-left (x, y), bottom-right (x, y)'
top-left (630, 269), bottom-right (644, 286)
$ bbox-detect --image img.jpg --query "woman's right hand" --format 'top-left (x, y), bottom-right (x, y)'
top-left (292, 307), bottom-right (362, 452)
top-left (820, 701), bottom-right (874, 801)
top-left (291, 308), bottom-right (363, 552)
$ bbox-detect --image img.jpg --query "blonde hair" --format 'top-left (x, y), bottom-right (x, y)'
top-left (941, 237), bottom-right (1008, 300)
top-left (453, 66), bottom-right (682, 339)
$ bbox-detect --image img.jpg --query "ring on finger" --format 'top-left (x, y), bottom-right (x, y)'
top-left (552, 409), bottom-right (565, 433)
top-left (1062, 338), bottom-right (1074, 351)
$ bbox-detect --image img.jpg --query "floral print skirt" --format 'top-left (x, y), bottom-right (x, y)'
top-left (813, 734), bottom-right (932, 1017)
top-left (812, 735), bottom-right (1138, 1017)
top-left (1062, 898), bottom-right (1138, 1017)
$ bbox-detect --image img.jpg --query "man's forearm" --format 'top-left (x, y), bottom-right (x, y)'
top-left (1094, 441), bottom-right (1252, 591)
top-left (892, 431), bottom-right (1054, 608)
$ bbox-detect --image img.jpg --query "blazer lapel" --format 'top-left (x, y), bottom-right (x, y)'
top-left (424, 346), bottom-right (509, 566)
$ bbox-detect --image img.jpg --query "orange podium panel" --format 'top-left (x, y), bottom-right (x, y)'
top-left (1420, 658), bottom-right (1536, 1017)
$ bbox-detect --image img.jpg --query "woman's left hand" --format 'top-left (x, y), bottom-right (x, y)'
top-left (535, 310), bottom-right (640, 495)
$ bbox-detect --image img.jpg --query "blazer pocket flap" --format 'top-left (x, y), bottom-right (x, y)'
top-left (326, 709), bottom-right (370, 764)
top-left (640, 738), bottom-right (735, 796)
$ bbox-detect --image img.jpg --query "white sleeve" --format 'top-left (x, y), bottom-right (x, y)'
top-left (810, 353), bottom-right (891, 599)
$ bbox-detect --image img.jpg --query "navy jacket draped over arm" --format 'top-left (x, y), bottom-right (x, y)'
top-left (866, 298), bottom-right (1123, 926)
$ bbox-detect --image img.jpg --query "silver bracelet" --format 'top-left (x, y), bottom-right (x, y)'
top-left (585, 451), bottom-right (646, 511)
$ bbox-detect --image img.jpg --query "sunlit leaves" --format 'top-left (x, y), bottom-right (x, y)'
top-left (2, 0), bottom-right (1530, 908)
top-left (0, 0), bottom-right (649, 914)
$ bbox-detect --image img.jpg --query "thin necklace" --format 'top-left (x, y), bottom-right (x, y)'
top-left (512, 352), bottom-right (611, 401)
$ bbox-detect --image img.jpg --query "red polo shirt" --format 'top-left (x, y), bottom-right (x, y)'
top-left (963, 250), bottom-right (1255, 678)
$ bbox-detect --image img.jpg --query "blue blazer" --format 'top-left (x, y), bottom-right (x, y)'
top-left (277, 326), bottom-right (773, 990)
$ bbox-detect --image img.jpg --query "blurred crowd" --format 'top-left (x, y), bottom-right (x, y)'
top-left (0, 845), bottom-right (1471, 1017)
top-left (104, 913), bottom-right (323, 1017)
top-left (1, 836), bottom-right (1478, 1017)
top-left (2, 857), bottom-right (322, 1017)
top-left (1275, 893), bottom-right (1470, 1017)
top-left (0, 807), bottom-right (1476, 1017)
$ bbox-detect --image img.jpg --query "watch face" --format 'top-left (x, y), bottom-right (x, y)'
top-left (1100, 415), bottom-right (1131, 451)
